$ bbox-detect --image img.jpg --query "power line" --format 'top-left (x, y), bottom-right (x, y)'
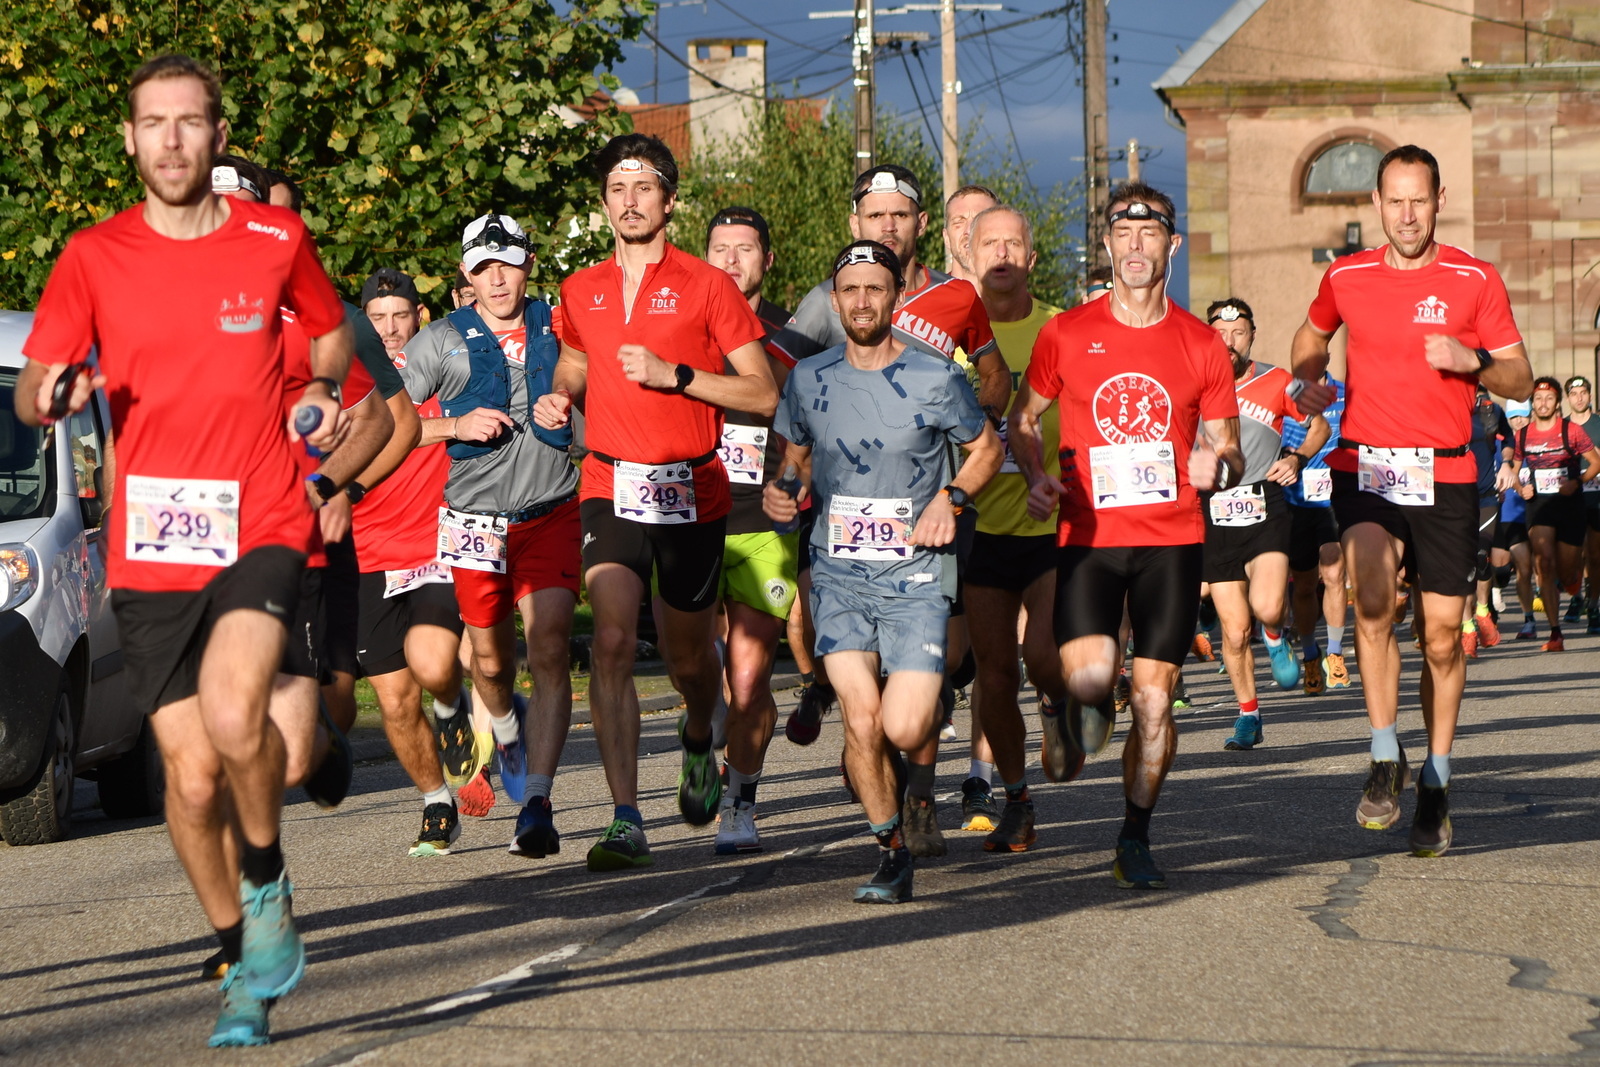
top-left (894, 45), bottom-right (944, 150)
top-left (1397, 0), bottom-right (1600, 49)
top-left (977, 10), bottom-right (1034, 188)
top-left (956, 3), bottom-right (1071, 42)
top-left (709, 0), bottom-right (845, 57)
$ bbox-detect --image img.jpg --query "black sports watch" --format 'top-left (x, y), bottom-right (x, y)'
top-left (666, 362), bottom-right (695, 394)
top-left (943, 484), bottom-right (971, 511)
top-left (310, 376), bottom-right (343, 404)
top-left (307, 473), bottom-right (339, 504)
top-left (345, 481), bottom-right (368, 505)
top-left (1474, 347), bottom-right (1494, 373)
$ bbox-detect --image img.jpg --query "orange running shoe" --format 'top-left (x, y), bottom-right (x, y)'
top-left (1192, 632), bottom-right (1214, 662)
top-left (1476, 611), bottom-right (1500, 647)
top-left (457, 767), bottom-right (497, 817)
top-left (1460, 628), bottom-right (1478, 659)
top-left (1542, 633), bottom-right (1566, 653)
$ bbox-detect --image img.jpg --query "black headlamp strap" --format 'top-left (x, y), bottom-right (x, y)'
top-left (1107, 202), bottom-right (1175, 234)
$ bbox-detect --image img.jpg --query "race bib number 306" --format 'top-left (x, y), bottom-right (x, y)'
top-left (436, 508), bottom-right (509, 573)
top-left (125, 475), bottom-right (240, 566)
top-left (1089, 442), bottom-right (1177, 509)
top-left (827, 495), bottom-right (914, 560)
top-left (614, 460), bottom-right (697, 524)
top-left (1358, 446), bottom-right (1434, 507)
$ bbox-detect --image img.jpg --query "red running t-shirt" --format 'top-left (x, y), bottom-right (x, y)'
top-left (892, 272), bottom-right (998, 365)
top-left (24, 200), bottom-right (345, 592)
top-left (354, 390), bottom-right (449, 573)
top-left (560, 243), bottom-right (766, 523)
top-left (282, 308), bottom-right (377, 568)
top-left (1308, 244), bottom-right (1522, 484)
top-left (1027, 298), bottom-right (1238, 547)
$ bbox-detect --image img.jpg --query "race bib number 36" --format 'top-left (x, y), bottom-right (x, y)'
top-left (827, 495), bottom-right (914, 560)
top-left (1358, 446), bottom-right (1434, 507)
top-left (614, 460), bottom-right (697, 525)
top-left (1089, 442), bottom-right (1177, 509)
top-left (125, 475), bottom-right (240, 566)
top-left (718, 425), bottom-right (768, 486)
top-left (436, 508), bottom-right (509, 573)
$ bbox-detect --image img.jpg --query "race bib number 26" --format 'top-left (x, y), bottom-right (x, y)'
top-left (436, 508), bottom-right (508, 573)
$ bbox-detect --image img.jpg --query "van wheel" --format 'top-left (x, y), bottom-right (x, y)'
top-left (97, 720), bottom-right (165, 820)
top-left (0, 689), bottom-right (75, 845)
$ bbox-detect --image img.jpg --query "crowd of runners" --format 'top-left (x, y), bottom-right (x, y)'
top-left (13, 54), bottom-right (1552, 1047)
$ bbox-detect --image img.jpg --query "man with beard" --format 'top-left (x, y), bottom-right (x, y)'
top-left (1291, 145), bottom-right (1531, 857)
top-left (1202, 297), bottom-right (1328, 751)
top-left (764, 240), bottom-right (1001, 903)
top-left (1008, 183), bottom-right (1241, 890)
top-left (535, 134), bottom-right (776, 871)
top-left (17, 55), bottom-right (351, 1045)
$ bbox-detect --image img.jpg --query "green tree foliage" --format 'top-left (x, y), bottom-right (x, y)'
top-left (0, 0), bottom-right (648, 309)
top-left (672, 100), bottom-right (1083, 312)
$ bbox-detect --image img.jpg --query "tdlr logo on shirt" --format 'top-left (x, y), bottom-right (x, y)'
top-left (1413, 295), bottom-right (1449, 325)
top-left (646, 286), bottom-right (679, 314)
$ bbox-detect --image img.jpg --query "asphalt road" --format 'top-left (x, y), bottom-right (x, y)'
top-left (2, 626), bottom-right (1598, 1066)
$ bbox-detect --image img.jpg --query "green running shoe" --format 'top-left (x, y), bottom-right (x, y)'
top-left (587, 818), bottom-right (654, 872)
top-left (677, 717), bottom-right (724, 826)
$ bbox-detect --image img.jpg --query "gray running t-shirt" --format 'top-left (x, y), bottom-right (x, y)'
top-left (398, 313), bottom-right (579, 514)
top-left (775, 344), bottom-right (986, 598)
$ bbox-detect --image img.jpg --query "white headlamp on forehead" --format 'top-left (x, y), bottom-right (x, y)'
top-left (1215, 306), bottom-right (1243, 322)
top-left (608, 158), bottom-right (666, 180)
top-left (851, 169), bottom-right (922, 208)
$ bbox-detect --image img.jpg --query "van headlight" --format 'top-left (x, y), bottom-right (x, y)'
top-left (0, 545), bottom-right (39, 613)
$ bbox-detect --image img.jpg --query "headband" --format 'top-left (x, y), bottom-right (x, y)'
top-left (1108, 200), bottom-right (1175, 234)
top-left (1209, 304), bottom-right (1252, 324)
top-left (832, 241), bottom-right (902, 282)
top-left (608, 158), bottom-right (666, 180)
top-left (852, 169), bottom-right (922, 207)
top-left (211, 165), bottom-right (263, 201)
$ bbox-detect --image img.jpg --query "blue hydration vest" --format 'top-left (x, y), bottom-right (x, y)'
top-left (439, 300), bottom-right (570, 459)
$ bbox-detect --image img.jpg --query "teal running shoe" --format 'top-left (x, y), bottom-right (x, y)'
top-left (1223, 713), bottom-right (1263, 750)
top-left (852, 847), bottom-right (914, 904)
top-left (208, 969), bottom-right (272, 1047)
top-left (239, 871), bottom-right (305, 1000)
top-left (587, 818), bottom-right (653, 871)
top-left (1266, 638), bottom-right (1302, 690)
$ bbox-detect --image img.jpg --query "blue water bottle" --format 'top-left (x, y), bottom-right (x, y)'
top-left (773, 464), bottom-right (802, 534)
top-left (295, 405), bottom-right (324, 458)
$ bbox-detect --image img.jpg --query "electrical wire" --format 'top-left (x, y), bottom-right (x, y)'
top-left (977, 10), bottom-right (1034, 188)
top-left (894, 45), bottom-right (944, 151)
top-left (709, 0), bottom-right (845, 57)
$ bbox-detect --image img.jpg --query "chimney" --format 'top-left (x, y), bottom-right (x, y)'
top-left (687, 38), bottom-right (765, 157)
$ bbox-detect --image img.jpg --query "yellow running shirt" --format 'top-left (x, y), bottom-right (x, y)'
top-left (976, 298), bottom-right (1062, 537)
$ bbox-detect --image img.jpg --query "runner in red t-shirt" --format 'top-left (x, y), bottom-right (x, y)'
top-left (1008, 182), bottom-right (1242, 892)
top-left (1513, 377), bottom-right (1600, 646)
top-left (534, 134), bottom-right (775, 872)
top-left (15, 57), bottom-right (351, 1047)
top-left (1290, 145), bottom-right (1533, 858)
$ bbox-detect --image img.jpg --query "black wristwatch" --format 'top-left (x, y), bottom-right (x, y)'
top-left (667, 363), bottom-right (695, 394)
top-left (1279, 447), bottom-right (1308, 470)
top-left (943, 484), bottom-right (971, 512)
top-left (310, 376), bottom-right (343, 404)
top-left (1474, 347), bottom-right (1494, 373)
top-left (307, 473), bottom-right (339, 504)
top-left (345, 481), bottom-right (367, 505)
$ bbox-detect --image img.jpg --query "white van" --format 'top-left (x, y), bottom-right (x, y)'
top-left (0, 310), bottom-right (160, 845)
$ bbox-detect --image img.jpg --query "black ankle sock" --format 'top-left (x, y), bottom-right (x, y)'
top-left (1120, 800), bottom-right (1153, 844)
top-left (872, 817), bottom-right (902, 851)
top-left (799, 671), bottom-right (815, 686)
top-left (906, 760), bottom-right (936, 800)
top-left (215, 921), bottom-right (244, 966)
top-left (1006, 784), bottom-right (1030, 804)
top-left (681, 724), bottom-right (712, 754)
top-left (241, 838), bottom-right (284, 886)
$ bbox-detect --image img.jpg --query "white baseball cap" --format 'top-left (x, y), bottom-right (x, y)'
top-left (461, 213), bottom-right (530, 272)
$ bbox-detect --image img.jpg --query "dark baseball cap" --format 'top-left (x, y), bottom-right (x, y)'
top-left (706, 206), bottom-right (770, 254)
top-left (360, 267), bottom-right (420, 307)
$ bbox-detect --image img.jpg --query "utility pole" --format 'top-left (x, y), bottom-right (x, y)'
top-left (940, 0), bottom-right (959, 199)
top-left (1127, 137), bottom-right (1140, 182)
top-left (853, 0), bottom-right (875, 173)
top-left (1083, 0), bottom-right (1109, 274)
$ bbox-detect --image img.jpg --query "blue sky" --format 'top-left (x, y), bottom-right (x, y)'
top-left (612, 0), bottom-right (1240, 300)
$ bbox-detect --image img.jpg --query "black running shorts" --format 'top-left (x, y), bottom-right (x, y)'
top-left (1493, 519), bottom-right (1528, 551)
top-left (1201, 482), bottom-right (1291, 584)
top-left (355, 571), bottom-right (464, 677)
top-left (1053, 543), bottom-right (1202, 666)
top-left (281, 566), bottom-right (325, 682)
top-left (1525, 492), bottom-right (1587, 548)
top-left (1287, 505), bottom-right (1339, 574)
top-left (580, 498), bottom-right (726, 613)
top-left (111, 546), bottom-right (305, 715)
top-left (322, 535), bottom-right (362, 678)
top-left (964, 532), bottom-right (1058, 593)
top-left (1330, 470), bottom-right (1477, 597)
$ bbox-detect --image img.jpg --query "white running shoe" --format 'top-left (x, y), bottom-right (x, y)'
top-left (713, 797), bottom-right (762, 855)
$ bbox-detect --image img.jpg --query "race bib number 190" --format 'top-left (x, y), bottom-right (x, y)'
top-left (436, 508), bottom-right (509, 573)
top-left (125, 475), bottom-right (241, 566)
top-left (1208, 485), bottom-right (1266, 527)
top-left (1089, 442), bottom-right (1177, 509)
top-left (614, 460), bottom-right (698, 525)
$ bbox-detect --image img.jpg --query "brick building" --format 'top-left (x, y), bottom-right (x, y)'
top-left (1155, 0), bottom-right (1600, 380)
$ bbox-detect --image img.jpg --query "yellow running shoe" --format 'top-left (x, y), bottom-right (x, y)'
top-left (1323, 652), bottom-right (1351, 689)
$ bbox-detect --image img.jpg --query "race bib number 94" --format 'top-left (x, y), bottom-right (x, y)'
top-left (1089, 442), bottom-right (1177, 509)
top-left (125, 475), bottom-right (240, 566)
top-left (437, 508), bottom-right (508, 573)
top-left (1358, 446), bottom-right (1434, 507)
top-left (614, 460), bottom-right (698, 525)
top-left (827, 495), bottom-right (914, 560)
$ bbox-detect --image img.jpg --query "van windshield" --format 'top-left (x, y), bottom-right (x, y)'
top-left (0, 371), bottom-right (52, 520)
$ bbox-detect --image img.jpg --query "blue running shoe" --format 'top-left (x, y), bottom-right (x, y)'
top-left (495, 694), bottom-right (528, 805)
top-left (852, 847), bottom-right (914, 904)
top-left (239, 871), bottom-right (305, 1000)
top-left (208, 969), bottom-right (272, 1047)
top-left (1266, 638), bottom-right (1301, 690)
top-left (511, 796), bottom-right (561, 859)
top-left (1223, 713), bottom-right (1263, 750)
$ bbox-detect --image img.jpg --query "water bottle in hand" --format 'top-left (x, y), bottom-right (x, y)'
top-left (773, 464), bottom-right (802, 534)
top-left (295, 405), bottom-right (324, 458)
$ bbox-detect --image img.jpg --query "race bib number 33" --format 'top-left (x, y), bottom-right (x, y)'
top-left (614, 460), bottom-right (698, 524)
top-left (718, 425), bottom-right (768, 486)
top-left (125, 475), bottom-right (240, 566)
top-left (827, 495), bottom-right (914, 560)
